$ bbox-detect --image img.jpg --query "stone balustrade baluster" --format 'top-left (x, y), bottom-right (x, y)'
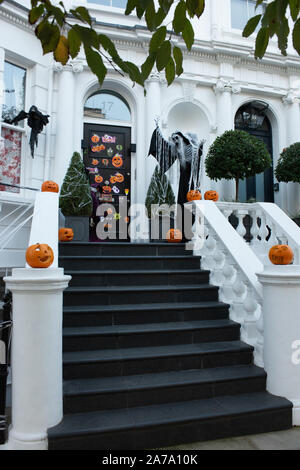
top-left (210, 233), bottom-right (225, 286)
top-left (234, 209), bottom-right (247, 240)
top-left (220, 251), bottom-right (236, 305)
top-left (249, 209), bottom-right (260, 249)
top-left (243, 280), bottom-right (259, 346)
top-left (255, 296), bottom-right (264, 367)
top-left (231, 275), bottom-right (247, 325)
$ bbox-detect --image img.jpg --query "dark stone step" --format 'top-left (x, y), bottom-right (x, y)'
top-left (59, 242), bottom-right (190, 257)
top-left (63, 284), bottom-right (219, 307)
top-left (63, 301), bottom-right (230, 327)
top-left (66, 269), bottom-right (210, 287)
top-left (63, 319), bottom-right (241, 352)
top-left (48, 391), bottom-right (292, 450)
top-left (63, 365), bottom-right (267, 414)
top-left (63, 341), bottom-right (254, 379)
top-left (60, 255), bottom-right (201, 271)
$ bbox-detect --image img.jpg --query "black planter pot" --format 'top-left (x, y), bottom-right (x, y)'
top-left (293, 218), bottom-right (300, 227)
top-left (64, 216), bottom-right (90, 242)
top-left (149, 216), bottom-right (175, 242)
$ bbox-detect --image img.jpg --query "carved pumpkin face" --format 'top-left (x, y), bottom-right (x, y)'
top-left (102, 185), bottom-right (112, 193)
top-left (186, 190), bottom-right (202, 202)
top-left (59, 228), bottom-right (74, 242)
top-left (204, 190), bottom-right (219, 201)
top-left (26, 243), bottom-right (54, 268)
top-left (115, 173), bottom-right (124, 183)
top-left (112, 155), bottom-right (123, 168)
top-left (269, 245), bottom-right (294, 265)
top-left (91, 134), bottom-right (100, 143)
top-left (92, 159), bottom-right (99, 165)
top-left (95, 175), bottom-right (103, 183)
top-left (110, 176), bottom-right (117, 184)
top-left (41, 181), bottom-right (59, 193)
top-left (166, 228), bottom-right (183, 243)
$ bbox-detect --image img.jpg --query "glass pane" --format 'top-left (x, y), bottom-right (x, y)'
top-left (0, 127), bottom-right (22, 193)
top-left (238, 179), bottom-right (247, 202)
top-left (2, 62), bottom-right (26, 124)
top-left (88, 0), bottom-right (110, 5)
top-left (255, 172), bottom-right (265, 201)
top-left (84, 92), bottom-right (131, 122)
top-left (112, 0), bottom-right (127, 7)
top-left (231, 0), bottom-right (248, 30)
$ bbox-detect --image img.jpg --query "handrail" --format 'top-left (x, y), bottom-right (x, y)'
top-left (185, 200), bottom-right (264, 367)
top-left (0, 182), bottom-right (40, 192)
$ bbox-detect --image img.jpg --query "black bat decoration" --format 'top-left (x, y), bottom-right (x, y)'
top-left (5, 105), bottom-right (49, 158)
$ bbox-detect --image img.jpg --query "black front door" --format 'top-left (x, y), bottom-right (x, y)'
top-left (83, 123), bottom-right (131, 241)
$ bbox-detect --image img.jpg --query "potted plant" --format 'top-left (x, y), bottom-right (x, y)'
top-left (145, 165), bottom-right (176, 241)
top-left (205, 130), bottom-right (271, 202)
top-left (275, 143), bottom-right (300, 225)
top-left (59, 152), bottom-right (93, 242)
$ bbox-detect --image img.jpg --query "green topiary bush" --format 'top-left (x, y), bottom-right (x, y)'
top-left (59, 151), bottom-right (93, 216)
top-left (205, 130), bottom-right (271, 202)
top-left (275, 143), bottom-right (300, 183)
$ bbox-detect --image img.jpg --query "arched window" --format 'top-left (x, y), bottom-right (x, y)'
top-left (84, 90), bottom-right (131, 122)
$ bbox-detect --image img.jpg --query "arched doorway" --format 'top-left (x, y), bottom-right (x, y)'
top-left (235, 101), bottom-right (274, 202)
top-left (83, 90), bottom-right (132, 241)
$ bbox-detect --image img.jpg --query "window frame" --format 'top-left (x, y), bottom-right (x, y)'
top-left (230, 0), bottom-right (266, 32)
top-left (0, 57), bottom-right (30, 199)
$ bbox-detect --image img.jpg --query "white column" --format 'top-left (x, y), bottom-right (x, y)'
top-left (53, 64), bottom-right (75, 187)
top-left (214, 79), bottom-right (240, 201)
top-left (4, 267), bottom-right (71, 449)
top-left (145, 72), bottom-right (162, 192)
top-left (257, 265), bottom-right (300, 426)
top-left (282, 91), bottom-right (300, 215)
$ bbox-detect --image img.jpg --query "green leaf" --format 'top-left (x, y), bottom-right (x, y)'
top-left (156, 40), bottom-right (171, 71)
top-left (242, 14), bottom-right (262, 37)
top-left (35, 21), bottom-right (60, 54)
top-left (173, 2), bottom-right (187, 34)
top-left (54, 35), bottom-right (69, 65)
top-left (125, 0), bottom-right (137, 15)
top-left (122, 61), bottom-right (143, 85)
top-left (141, 53), bottom-right (156, 81)
top-left (186, 0), bottom-right (205, 18)
top-left (74, 6), bottom-right (92, 25)
top-left (99, 34), bottom-right (118, 57)
top-left (145, 1), bottom-right (156, 31)
top-left (28, 5), bottom-right (45, 25)
top-left (278, 17), bottom-right (289, 55)
top-left (165, 57), bottom-right (175, 85)
top-left (68, 28), bottom-right (81, 59)
top-left (149, 26), bottom-right (166, 53)
top-left (255, 27), bottom-right (270, 59)
top-left (182, 19), bottom-right (194, 50)
top-left (289, 0), bottom-right (300, 21)
top-left (154, 7), bottom-right (167, 28)
top-left (73, 25), bottom-right (99, 49)
top-left (84, 45), bottom-right (107, 85)
top-left (261, 1), bottom-right (277, 28)
top-left (293, 18), bottom-right (300, 53)
top-left (173, 46), bottom-right (183, 75)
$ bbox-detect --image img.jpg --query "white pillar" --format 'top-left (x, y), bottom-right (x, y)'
top-left (53, 64), bottom-right (75, 187)
top-left (4, 267), bottom-right (71, 449)
top-left (282, 91), bottom-right (300, 215)
top-left (214, 79), bottom-right (240, 201)
top-left (257, 265), bottom-right (300, 425)
top-left (145, 72), bottom-right (162, 192)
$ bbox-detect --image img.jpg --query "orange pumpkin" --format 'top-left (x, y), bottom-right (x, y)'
top-left (186, 190), bottom-right (202, 202)
top-left (112, 155), bottom-right (123, 168)
top-left (92, 159), bottom-right (99, 165)
top-left (269, 245), bottom-right (294, 265)
top-left (166, 228), bottom-right (183, 243)
top-left (91, 134), bottom-right (100, 143)
top-left (204, 190), bottom-right (219, 202)
top-left (110, 176), bottom-right (117, 184)
top-left (59, 228), bottom-right (74, 242)
top-left (41, 181), bottom-right (59, 193)
top-left (115, 173), bottom-right (124, 183)
top-left (26, 243), bottom-right (54, 268)
top-left (95, 175), bottom-right (103, 183)
top-left (102, 185), bottom-right (112, 193)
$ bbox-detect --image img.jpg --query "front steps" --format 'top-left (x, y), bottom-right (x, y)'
top-left (48, 242), bottom-right (292, 450)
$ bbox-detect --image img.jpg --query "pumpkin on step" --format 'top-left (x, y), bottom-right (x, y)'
top-left (204, 190), bottom-right (219, 201)
top-left (269, 245), bottom-right (294, 265)
top-left (166, 228), bottom-right (183, 243)
top-left (186, 190), bottom-right (202, 202)
top-left (59, 228), bottom-right (74, 242)
top-left (41, 180), bottom-right (59, 193)
top-left (26, 243), bottom-right (54, 268)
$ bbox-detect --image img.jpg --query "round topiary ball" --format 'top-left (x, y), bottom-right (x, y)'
top-left (275, 143), bottom-right (300, 184)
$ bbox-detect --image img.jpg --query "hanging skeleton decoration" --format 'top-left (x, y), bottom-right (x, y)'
top-left (5, 105), bottom-right (49, 158)
top-left (148, 125), bottom-right (205, 205)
